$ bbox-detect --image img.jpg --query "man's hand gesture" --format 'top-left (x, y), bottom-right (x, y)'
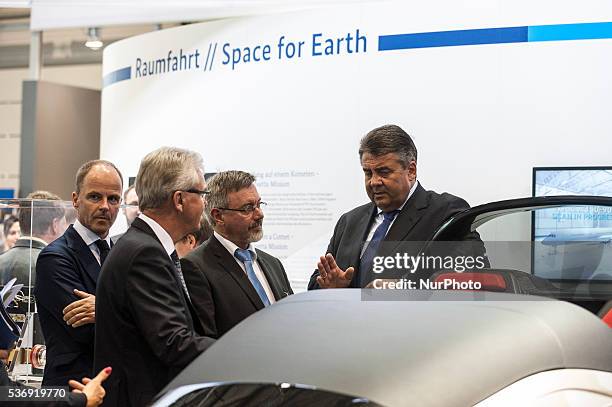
top-left (316, 253), bottom-right (354, 289)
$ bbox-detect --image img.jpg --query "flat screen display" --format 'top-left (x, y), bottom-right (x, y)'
top-left (532, 167), bottom-right (612, 280)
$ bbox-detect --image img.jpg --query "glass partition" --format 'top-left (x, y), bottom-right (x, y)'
top-left (0, 198), bottom-right (135, 384)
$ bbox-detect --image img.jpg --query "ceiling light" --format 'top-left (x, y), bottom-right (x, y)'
top-left (85, 27), bottom-right (103, 50)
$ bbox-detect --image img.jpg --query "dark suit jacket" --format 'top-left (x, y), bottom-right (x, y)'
top-left (181, 235), bottom-right (293, 338)
top-left (35, 225), bottom-right (100, 386)
top-left (0, 238), bottom-right (46, 286)
top-left (93, 217), bottom-right (215, 407)
top-left (308, 184), bottom-right (480, 288)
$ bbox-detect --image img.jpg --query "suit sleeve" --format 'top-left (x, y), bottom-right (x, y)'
top-left (34, 250), bottom-right (94, 344)
top-left (126, 245), bottom-right (215, 369)
top-left (308, 213), bottom-right (347, 290)
top-left (180, 257), bottom-right (219, 338)
top-left (278, 260), bottom-right (294, 295)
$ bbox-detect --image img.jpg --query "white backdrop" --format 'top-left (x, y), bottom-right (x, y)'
top-left (101, 0), bottom-right (612, 290)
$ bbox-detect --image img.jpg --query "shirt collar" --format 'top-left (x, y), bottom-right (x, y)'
top-left (376, 179), bottom-right (419, 216)
top-left (73, 219), bottom-right (111, 247)
top-left (139, 214), bottom-right (175, 256)
top-left (19, 236), bottom-right (48, 246)
top-left (214, 230), bottom-right (257, 261)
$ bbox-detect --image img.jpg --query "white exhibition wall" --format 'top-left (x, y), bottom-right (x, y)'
top-left (100, 0), bottom-right (612, 290)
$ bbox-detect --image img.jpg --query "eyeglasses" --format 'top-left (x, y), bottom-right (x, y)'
top-left (183, 188), bottom-right (210, 198)
top-left (217, 201), bottom-right (267, 214)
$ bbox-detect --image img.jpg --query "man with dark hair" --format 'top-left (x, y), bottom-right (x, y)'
top-left (181, 170), bottom-right (293, 338)
top-left (35, 160), bottom-right (123, 386)
top-left (94, 147), bottom-right (215, 406)
top-left (309, 124), bottom-right (482, 289)
top-left (0, 191), bottom-right (66, 286)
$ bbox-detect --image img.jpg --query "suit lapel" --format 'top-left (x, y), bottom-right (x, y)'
top-left (256, 251), bottom-right (284, 301)
top-left (131, 218), bottom-right (202, 330)
top-left (351, 204), bottom-right (378, 268)
top-left (65, 225), bottom-right (101, 285)
top-left (384, 184), bottom-right (430, 252)
top-left (210, 237), bottom-right (265, 310)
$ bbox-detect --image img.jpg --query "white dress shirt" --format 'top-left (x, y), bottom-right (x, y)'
top-left (361, 180), bottom-right (419, 257)
top-left (73, 220), bottom-right (112, 266)
top-left (138, 214), bottom-right (175, 259)
top-left (213, 231), bottom-right (276, 304)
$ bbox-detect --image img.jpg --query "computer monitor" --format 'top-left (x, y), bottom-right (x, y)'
top-left (532, 166), bottom-right (612, 280)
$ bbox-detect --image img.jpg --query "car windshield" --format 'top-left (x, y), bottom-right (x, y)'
top-left (158, 382), bottom-right (384, 407)
top-left (424, 203), bottom-right (612, 309)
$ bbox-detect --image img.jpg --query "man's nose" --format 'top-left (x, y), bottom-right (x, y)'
top-left (369, 173), bottom-right (383, 186)
top-left (99, 197), bottom-right (110, 210)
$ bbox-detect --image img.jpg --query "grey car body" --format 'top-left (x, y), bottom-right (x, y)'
top-left (153, 196), bottom-right (612, 406)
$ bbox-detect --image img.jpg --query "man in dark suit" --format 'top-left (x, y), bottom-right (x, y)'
top-left (35, 160), bottom-right (123, 386)
top-left (94, 147), bottom-right (215, 407)
top-left (0, 191), bottom-right (66, 287)
top-left (309, 124), bottom-right (483, 289)
top-left (181, 171), bottom-right (293, 339)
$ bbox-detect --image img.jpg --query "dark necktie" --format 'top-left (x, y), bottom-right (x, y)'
top-left (170, 250), bottom-right (191, 301)
top-left (358, 210), bottom-right (400, 287)
top-left (94, 239), bottom-right (110, 266)
top-left (234, 248), bottom-right (270, 307)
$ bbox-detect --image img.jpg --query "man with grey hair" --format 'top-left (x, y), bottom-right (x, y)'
top-left (94, 147), bottom-right (215, 407)
top-left (181, 170), bottom-right (292, 339)
top-left (309, 124), bottom-right (483, 289)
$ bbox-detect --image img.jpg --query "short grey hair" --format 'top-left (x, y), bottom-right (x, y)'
top-left (358, 124), bottom-right (417, 168)
top-left (205, 170), bottom-right (255, 226)
top-left (135, 147), bottom-right (204, 211)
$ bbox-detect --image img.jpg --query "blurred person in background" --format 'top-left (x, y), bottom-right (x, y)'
top-left (111, 185), bottom-right (140, 243)
top-left (0, 191), bottom-right (66, 286)
top-left (2, 215), bottom-right (20, 254)
top-left (175, 215), bottom-right (212, 258)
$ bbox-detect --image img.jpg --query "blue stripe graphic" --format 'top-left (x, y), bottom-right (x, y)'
top-left (528, 22), bottom-right (612, 42)
top-left (379, 22), bottom-right (612, 51)
top-left (103, 67), bottom-right (131, 88)
top-left (379, 27), bottom-right (527, 50)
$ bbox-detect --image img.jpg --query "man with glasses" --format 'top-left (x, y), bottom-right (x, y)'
top-left (181, 170), bottom-right (293, 339)
top-left (94, 147), bottom-right (215, 406)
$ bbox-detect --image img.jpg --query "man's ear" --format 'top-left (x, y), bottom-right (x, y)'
top-left (51, 218), bottom-right (60, 235)
top-left (72, 191), bottom-right (79, 209)
top-left (408, 160), bottom-right (417, 181)
top-left (173, 191), bottom-right (183, 211)
top-left (187, 234), bottom-right (196, 249)
top-left (211, 208), bottom-right (223, 225)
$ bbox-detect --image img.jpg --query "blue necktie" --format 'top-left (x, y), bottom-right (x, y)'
top-left (234, 248), bottom-right (270, 307)
top-left (358, 210), bottom-right (400, 287)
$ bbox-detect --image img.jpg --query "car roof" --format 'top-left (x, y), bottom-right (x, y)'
top-left (159, 289), bottom-right (612, 406)
top-left (432, 195), bottom-right (612, 240)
